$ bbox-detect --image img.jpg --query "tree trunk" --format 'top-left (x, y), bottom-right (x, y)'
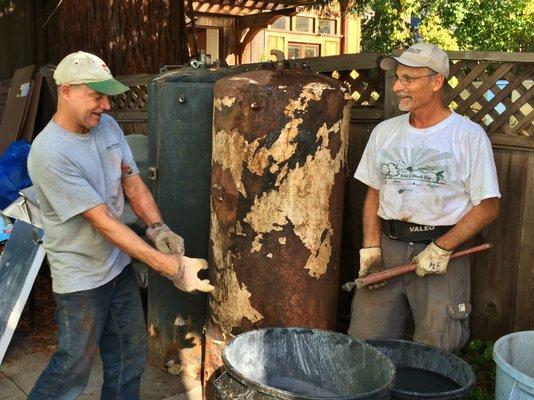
top-left (56, 0), bottom-right (189, 75)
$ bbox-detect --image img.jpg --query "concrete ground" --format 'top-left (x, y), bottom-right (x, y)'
top-left (0, 274), bottom-right (202, 400)
top-left (0, 331), bottom-right (203, 400)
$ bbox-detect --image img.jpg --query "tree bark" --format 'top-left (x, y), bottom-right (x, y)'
top-left (56, 0), bottom-right (189, 75)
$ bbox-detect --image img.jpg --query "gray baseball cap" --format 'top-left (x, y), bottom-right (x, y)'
top-left (380, 43), bottom-right (450, 78)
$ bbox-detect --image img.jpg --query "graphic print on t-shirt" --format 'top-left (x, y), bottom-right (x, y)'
top-left (378, 147), bottom-right (451, 220)
top-left (379, 147), bottom-right (450, 186)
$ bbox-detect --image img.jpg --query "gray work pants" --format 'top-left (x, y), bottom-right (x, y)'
top-left (348, 235), bottom-right (471, 352)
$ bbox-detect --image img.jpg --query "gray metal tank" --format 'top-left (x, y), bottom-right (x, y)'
top-left (147, 65), bottom-right (239, 379)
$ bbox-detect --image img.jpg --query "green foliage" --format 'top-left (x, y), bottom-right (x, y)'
top-left (438, 0), bottom-right (533, 51)
top-left (459, 339), bottom-right (496, 400)
top-left (418, 14), bottom-right (459, 50)
top-left (355, 0), bottom-right (420, 53)
top-left (337, 0), bottom-right (534, 52)
top-left (310, 0), bottom-right (366, 16)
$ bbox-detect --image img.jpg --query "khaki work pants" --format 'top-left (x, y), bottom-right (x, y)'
top-left (348, 235), bottom-right (471, 352)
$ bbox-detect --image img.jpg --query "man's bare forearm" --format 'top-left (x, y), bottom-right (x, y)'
top-left (122, 175), bottom-right (163, 227)
top-left (82, 204), bottom-right (175, 275)
top-left (435, 197), bottom-right (500, 251)
top-left (362, 187), bottom-right (382, 247)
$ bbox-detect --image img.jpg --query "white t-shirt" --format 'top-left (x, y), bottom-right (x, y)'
top-left (354, 112), bottom-right (501, 226)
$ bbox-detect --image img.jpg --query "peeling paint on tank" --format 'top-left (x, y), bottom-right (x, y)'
top-left (275, 164), bottom-right (289, 187)
top-left (247, 118), bottom-right (302, 176)
top-left (185, 332), bottom-right (200, 346)
top-left (251, 233), bottom-right (263, 252)
top-left (229, 76), bottom-right (258, 84)
top-left (205, 70), bottom-right (349, 388)
top-left (209, 267), bottom-right (263, 333)
top-left (148, 324), bottom-right (158, 338)
top-left (212, 129), bottom-right (248, 197)
top-left (209, 211), bottom-right (263, 332)
top-left (243, 115), bottom-right (347, 278)
top-left (214, 96), bottom-right (236, 111)
top-left (235, 220), bottom-right (246, 236)
top-left (284, 82), bottom-right (334, 118)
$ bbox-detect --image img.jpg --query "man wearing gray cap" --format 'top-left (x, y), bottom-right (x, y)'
top-left (27, 51), bottom-right (213, 399)
top-left (348, 43), bottom-right (501, 351)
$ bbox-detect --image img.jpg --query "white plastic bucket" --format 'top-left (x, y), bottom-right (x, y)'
top-left (493, 331), bottom-right (534, 400)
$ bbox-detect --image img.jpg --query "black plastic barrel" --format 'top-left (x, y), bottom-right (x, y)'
top-left (366, 340), bottom-right (475, 400)
top-left (213, 328), bottom-right (396, 399)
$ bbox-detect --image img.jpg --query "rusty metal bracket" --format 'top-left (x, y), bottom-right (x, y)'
top-left (147, 166), bottom-right (158, 182)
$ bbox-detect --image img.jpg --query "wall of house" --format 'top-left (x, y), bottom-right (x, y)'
top-left (345, 14), bottom-right (361, 54)
top-left (194, 14), bottom-right (238, 65)
top-left (244, 10), bottom-right (361, 63)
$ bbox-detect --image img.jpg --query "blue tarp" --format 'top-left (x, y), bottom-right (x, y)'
top-left (0, 140), bottom-right (32, 210)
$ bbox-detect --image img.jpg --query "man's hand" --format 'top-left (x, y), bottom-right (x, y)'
top-left (412, 242), bottom-right (453, 277)
top-left (359, 247), bottom-right (386, 289)
top-left (163, 255), bottom-right (214, 293)
top-left (146, 222), bottom-right (185, 255)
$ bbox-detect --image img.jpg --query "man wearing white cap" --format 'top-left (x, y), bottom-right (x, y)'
top-left (348, 43), bottom-right (501, 351)
top-left (27, 51), bottom-right (213, 399)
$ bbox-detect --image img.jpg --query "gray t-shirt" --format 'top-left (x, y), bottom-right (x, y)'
top-left (27, 114), bottom-right (139, 294)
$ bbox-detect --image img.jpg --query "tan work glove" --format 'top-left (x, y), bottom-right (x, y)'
top-left (412, 242), bottom-right (453, 277)
top-left (359, 247), bottom-right (387, 289)
top-left (163, 255), bottom-right (214, 293)
top-left (146, 222), bottom-right (185, 255)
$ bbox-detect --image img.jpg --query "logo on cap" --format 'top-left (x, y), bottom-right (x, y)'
top-left (406, 47), bottom-right (423, 54)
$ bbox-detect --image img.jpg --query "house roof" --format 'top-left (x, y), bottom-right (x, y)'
top-left (192, 0), bottom-right (312, 15)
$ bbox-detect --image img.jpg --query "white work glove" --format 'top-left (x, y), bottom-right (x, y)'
top-left (163, 255), bottom-right (214, 293)
top-left (412, 242), bottom-right (453, 277)
top-left (146, 222), bottom-right (185, 255)
top-left (359, 247), bottom-right (387, 289)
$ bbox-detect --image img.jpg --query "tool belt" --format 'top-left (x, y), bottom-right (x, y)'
top-left (382, 219), bottom-right (452, 243)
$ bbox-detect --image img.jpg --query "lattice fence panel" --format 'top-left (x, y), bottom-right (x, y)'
top-left (109, 84), bottom-right (149, 135)
top-left (110, 85), bottom-right (149, 111)
top-left (323, 68), bottom-right (384, 107)
top-left (445, 59), bottom-right (533, 137)
top-left (110, 67), bottom-right (386, 113)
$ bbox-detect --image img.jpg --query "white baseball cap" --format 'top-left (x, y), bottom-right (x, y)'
top-left (380, 43), bottom-right (450, 78)
top-left (53, 51), bottom-right (129, 95)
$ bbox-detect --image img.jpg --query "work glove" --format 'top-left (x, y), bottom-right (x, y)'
top-left (163, 255), bottom-right (215, 293)
top-left (146, 222), bottom-right (185, 256)
top-left (359, 247), bottom-right (387, 289)
top-left (412, 242), bottom-right (453, 277)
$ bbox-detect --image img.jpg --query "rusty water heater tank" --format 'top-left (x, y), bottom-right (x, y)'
top-left (204, 68), bottom-right (349, 387)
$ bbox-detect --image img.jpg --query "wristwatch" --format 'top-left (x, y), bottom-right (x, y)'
top-left (149, 221), bottom-right (164, 230)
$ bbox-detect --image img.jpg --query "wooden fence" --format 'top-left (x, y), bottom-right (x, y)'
top-left (100, 51), bottom-right (534, 340)
top-left (0, 80), bottom-right (11, 120)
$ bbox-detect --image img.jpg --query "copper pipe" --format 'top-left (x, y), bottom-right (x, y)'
top-left (355, 243), bottom-right (493, 289)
